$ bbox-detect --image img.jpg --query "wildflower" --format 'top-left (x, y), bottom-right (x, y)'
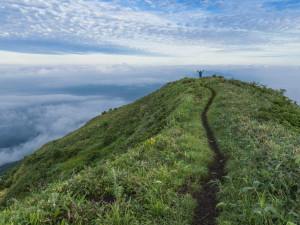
top-left (143, 137), bottom-right (156, 146)
top-left (150, 137), bottom-right (155, 145)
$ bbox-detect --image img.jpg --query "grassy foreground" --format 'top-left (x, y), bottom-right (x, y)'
top-left (0, 78), bottom-right (214, 224)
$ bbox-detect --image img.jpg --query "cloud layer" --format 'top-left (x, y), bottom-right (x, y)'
top-left (0, 0), bottom-right (299, 59)
top-left (0, 94), bottom-right (127, 166)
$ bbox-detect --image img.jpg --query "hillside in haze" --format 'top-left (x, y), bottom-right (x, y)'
top-left (0, 76), bottom-right (299, 224)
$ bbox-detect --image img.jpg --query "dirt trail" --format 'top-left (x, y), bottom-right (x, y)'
top-left (192, 87), bottom-right (226, 225)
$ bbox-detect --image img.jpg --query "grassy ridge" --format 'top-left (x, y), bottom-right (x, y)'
top-left (0, 76), bottom-right (299, 224)
top-left (204, 77), bottom-right (300, 224)
top-left (0, 79), bottom-right (194, 205)
top-left (0, 78), bottom-right (214, 224)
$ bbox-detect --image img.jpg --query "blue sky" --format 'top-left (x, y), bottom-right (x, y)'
top-left (0, 0), bottom-right (300, 166)
top-left (0, 0), bottom-right (299, 64)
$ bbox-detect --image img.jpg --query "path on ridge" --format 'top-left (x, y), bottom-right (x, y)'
top-left (192, 87), bottom-right (226, 225)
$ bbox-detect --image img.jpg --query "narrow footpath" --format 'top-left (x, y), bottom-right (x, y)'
top-left (193, 87), bottom-right (226, 225)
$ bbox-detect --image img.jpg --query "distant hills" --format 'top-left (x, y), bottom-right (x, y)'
top-left (0, 161), bottom-right (21, 176)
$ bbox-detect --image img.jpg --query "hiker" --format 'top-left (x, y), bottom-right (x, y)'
top-left (197, 70), bottom-right (204, 78)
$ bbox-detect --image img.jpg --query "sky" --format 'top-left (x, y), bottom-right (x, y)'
top-left (0, 0), bottom-right (300, 166)
top-left (0, 0), bottom-right (300, 64)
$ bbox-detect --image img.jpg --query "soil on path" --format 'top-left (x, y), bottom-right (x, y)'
top-left (192, 87), bottom-right (226, 225)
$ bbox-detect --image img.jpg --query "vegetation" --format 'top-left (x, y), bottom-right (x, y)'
top-left (0, 76), bottom-right (299, 224)
top-left (204, 77), bottom-right (300, 225)
top-left (0, 161), bottom-right (21, 176)
top-left (0, 79), bottom-right (196, 204)
top-left (0, 78), bottom-right (214, 224)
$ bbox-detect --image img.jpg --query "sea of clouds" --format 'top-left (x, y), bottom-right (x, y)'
top-left (0, 64), bottom-right (299, 166)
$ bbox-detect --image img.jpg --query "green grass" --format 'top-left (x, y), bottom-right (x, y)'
top-left (204, 77), bottom-right (300, 225)
top-left (0, 79), bottom-right (198, 204)
top-left (0, 78), bottom-right (214, 224)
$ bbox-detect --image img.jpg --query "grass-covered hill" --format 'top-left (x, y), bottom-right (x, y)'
top-left (0, 77), bottom-right (299, 224)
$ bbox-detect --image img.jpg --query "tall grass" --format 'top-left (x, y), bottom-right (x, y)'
top-left (205, 77), bottom-right (300, 225)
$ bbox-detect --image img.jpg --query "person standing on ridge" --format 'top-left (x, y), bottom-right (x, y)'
top-left (197, 70), bottom-right (204, 78)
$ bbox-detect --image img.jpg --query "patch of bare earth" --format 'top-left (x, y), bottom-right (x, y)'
top-left (192, 87), bottom-right (226, 225)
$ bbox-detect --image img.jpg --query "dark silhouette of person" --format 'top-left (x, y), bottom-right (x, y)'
top-left (197, 70), bottom-right (204, 78)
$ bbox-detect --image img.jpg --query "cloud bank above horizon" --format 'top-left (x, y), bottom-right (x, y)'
top-left (0, 0), bottom-right (300, 64)
top-left (0, 94), bottom-right (127, 166)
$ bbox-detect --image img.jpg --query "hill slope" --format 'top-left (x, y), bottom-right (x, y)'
top-left (0, 77), bottom-right (299, 224)
top-left (0, 78), bottom-right (215, 224)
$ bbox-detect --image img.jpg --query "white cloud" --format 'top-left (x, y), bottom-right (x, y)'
top-left (0, 0), bottom-right (299, 63)
top-left (0, 64), bottom-right (175, 89)
top-left (0, 94), bottom-right (127, 166)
